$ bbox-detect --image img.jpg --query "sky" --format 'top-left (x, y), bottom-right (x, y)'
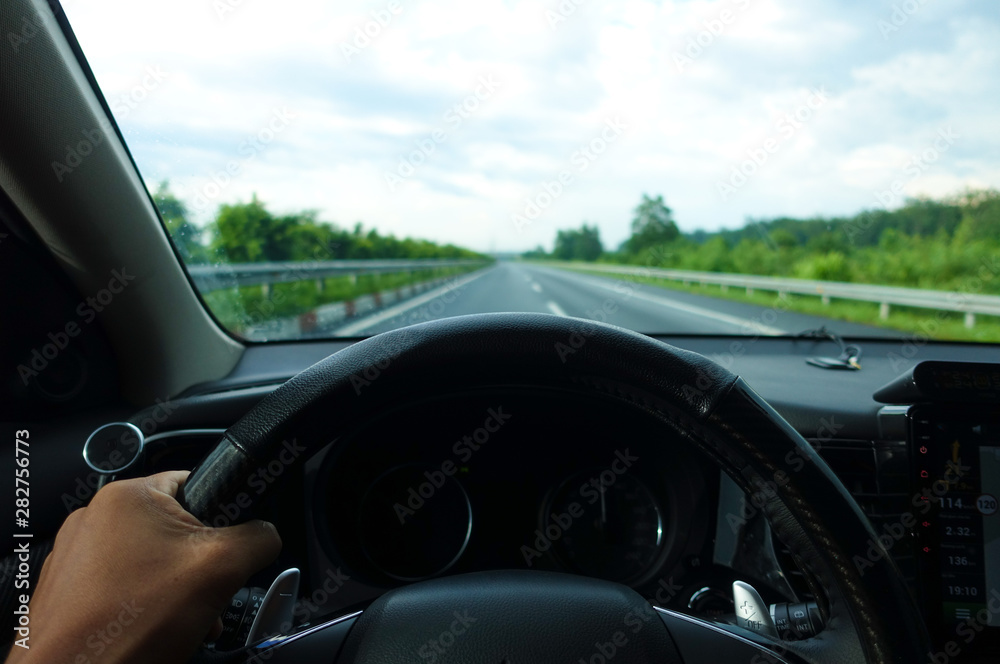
top-left (61, 0), bottom-right (1000, 253)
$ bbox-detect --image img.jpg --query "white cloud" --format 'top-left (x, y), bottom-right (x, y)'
top-left (61, 0), bottom-right (1000, 252)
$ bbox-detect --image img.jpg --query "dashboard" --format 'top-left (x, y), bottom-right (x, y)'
top-left (17, 336), bottom-right (1000, 662)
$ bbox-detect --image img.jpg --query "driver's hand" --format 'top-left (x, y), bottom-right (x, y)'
top-left (5, 470), bottom-right (282, 664)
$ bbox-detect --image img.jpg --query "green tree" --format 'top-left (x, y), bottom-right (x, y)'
top-left (208, 195), bottom-right (302, 262)
top-left (154, 181), bottom-right (208, 264)
top-left (953, 189), bottom-right (1000, 243)
top-left (624, 194), bottom-right (679, 254)
top-left (769, 229), bottom-right (798, 250)
top-left (205, 196), bottom-right (486, 264)
top-left (553, 224), bottom-right (603, 261)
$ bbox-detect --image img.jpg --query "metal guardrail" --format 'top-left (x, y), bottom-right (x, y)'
top-left (553, 262), bottom-right (1000, 328)
top-left (188, 259), bottom-right (489, 292)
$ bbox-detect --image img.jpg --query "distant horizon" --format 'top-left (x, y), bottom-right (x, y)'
top-left (158, 181), bottom-right (993, 255)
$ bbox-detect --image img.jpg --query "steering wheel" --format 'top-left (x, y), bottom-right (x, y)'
top-left (179, 313), bottom-right (929, 664)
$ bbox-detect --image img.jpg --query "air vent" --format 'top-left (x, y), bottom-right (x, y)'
top-left (812, 439), bottom-right (916, 583)
top-left (773, 438), bottom-right (915, 598)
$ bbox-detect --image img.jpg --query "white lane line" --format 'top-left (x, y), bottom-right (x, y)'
top-left (546, 301), bottom-right (568, 317)
top-left (538, 268), bottom-right (786, 335)
top-left (333, 268), bottom-right (492, 336)
top-left (531, 283), bottom-right (543, 293)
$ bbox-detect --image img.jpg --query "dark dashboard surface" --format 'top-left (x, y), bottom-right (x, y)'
top-left (12, 334), bottom-right (1000, 662)
top-left (193, 334), bottom-right (1000, 438)
top-left (19, 334), bottom-right (1000, 538)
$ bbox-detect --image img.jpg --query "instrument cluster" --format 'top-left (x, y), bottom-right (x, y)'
top-left (315, 389), bottom-right (717, 590)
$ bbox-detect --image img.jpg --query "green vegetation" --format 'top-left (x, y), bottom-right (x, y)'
top-left (203, 266), bottom-right (478, 333)
top-left (525, 189), bottom-right (1000, 340)
top-left (553, 224), bottom-right (603, 261)
top-left (563, 267), bottom-right (1000, 343)
top-left (152, 182), bottom-right (488, 333)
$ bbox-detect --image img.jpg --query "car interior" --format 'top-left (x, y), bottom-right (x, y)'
top-left (2, 1), bottom-right (1000, 663)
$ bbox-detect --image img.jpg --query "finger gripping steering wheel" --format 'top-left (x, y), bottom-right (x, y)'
top-left (179, 313), bottom-right (929, 664)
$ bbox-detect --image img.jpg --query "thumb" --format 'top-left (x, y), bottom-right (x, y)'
top-left (212, 519), bottom-right (283, 579)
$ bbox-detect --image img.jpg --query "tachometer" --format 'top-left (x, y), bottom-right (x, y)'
top-left (543, 471), bottom-right (663, 584)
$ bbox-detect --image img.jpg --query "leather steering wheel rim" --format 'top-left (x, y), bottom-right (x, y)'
top-left (179, 312), bottom-right (930, 663)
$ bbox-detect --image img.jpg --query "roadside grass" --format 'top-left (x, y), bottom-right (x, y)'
top-left (202, 265), bottom-right (481, 333)
top-left (557, 265), bottom-right (1000, 343)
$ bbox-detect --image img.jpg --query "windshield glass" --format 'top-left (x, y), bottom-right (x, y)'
top-left (62, 0), bottom-right (1000, 342)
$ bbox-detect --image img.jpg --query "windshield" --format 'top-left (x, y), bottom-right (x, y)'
top-left (62, 0), bottom-right (1000, 342)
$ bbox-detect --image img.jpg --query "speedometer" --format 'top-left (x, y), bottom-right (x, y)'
top-left (358, 464), bottom-right (472, 581)
top-left (543, 471), bottom-right (663, 584)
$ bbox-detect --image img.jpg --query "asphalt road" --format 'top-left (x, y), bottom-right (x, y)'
top-left (332, 262), bottom-right (897, 338)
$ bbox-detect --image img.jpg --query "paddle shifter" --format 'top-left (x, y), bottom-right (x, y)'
top-left (216, 568), bottom-right (301, 650)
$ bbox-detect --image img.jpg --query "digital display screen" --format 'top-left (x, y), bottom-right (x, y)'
top-left (911, 406), bottom-right (1000, 631)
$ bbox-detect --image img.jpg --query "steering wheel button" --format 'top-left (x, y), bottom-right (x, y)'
top-left (770, 602), bottom-right (790, 632)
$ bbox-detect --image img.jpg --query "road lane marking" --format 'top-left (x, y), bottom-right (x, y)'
top-left (531, 267), bottom-right (786, 335)
top-left (332, 267), bottom-right (493, 336)
top-left (547, 301), bottom-right (568, 317)
top-left (531, 283), bottom-right (543, 293)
